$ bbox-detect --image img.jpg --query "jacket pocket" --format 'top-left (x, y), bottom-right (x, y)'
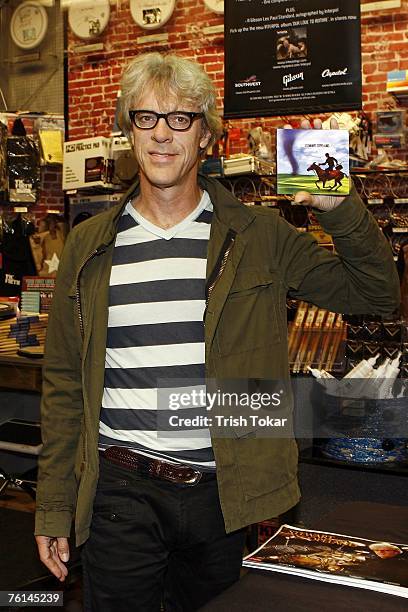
top-left (216, 268), bottom-right (282, 356)
top-left (235, 437), bottom-right (298, 500)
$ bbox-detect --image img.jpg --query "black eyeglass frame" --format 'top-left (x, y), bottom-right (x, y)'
top-left (129, 110), bottom-right (204, 131)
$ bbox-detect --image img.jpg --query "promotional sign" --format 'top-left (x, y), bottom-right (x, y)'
top-left (224, 0), bottom-right (362, 119)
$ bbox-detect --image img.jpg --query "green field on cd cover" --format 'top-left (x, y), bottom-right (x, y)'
top-left (277, 173), bottom-right (351, 196)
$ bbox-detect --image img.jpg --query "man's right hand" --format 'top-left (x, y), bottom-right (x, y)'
top-left (35, 535), bottom-right (69, 582)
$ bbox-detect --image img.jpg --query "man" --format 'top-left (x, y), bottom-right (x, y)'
top-left (276, 36), bottom-right (302, 60)
top-left (35, 53), bottom-right (400, 611)
top-left (319, 152), bottom-right (338, 172)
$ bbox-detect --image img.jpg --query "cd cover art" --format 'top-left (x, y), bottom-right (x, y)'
top-left (277, 129), bottom-right (350, 196)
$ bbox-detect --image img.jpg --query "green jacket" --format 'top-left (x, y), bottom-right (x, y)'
top-left (35, 175), bottom-right (400, 547)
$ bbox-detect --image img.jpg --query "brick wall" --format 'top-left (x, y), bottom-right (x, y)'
top-left (67, 0), bottom-right (408, 160)
top-left (39, 167), bottom-right (64, 217)
top-left (67, 0), bottom-right (225, 139)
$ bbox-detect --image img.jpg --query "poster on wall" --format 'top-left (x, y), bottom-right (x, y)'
top-left (224, 0), bottom-right (362, 119)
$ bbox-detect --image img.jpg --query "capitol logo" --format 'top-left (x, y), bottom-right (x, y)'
top-left (322, 68), bottom-right (348, 78)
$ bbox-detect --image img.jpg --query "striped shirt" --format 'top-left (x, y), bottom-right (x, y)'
top-left (98, 190), bottom-right (215, 471)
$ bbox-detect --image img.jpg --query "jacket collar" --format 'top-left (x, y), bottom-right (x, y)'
top-left (93, 173), bottom-right (255, 248)
top-left (198, 173), bottom-right (255, 234)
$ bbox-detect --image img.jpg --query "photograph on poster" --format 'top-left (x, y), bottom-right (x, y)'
top-left (276, 28), bottom-right (308, 61)
top-left (276, 129), bottom-right (350, 196)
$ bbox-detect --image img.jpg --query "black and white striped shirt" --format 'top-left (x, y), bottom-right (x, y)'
top-left (99, 190), bottom-right (215, 470)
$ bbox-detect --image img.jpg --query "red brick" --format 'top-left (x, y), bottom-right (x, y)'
top-left (389, 42), bottom-right (408, 52)
top-left (395, 21), bottom-right (408, 31)
top-left (379, 61), bottom-right (399, 72)
top-left (363, 63), bottom-right (378, 75)
top-left (365, 73), bottom-right (386, 84)
top-left (362, 103), bottom-right (378, 112)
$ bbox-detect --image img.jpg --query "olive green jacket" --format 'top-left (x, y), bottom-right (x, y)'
top-left (35, 175), bottom-right (400, 546)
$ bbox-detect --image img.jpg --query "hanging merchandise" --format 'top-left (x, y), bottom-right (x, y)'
top-left (7, 119), bottom-right (41, 204)
top-left (38, 130), bottom-right (64, 165)
top-left (29, 213), bottom-right (67, 277)
top-left (321, 111), bottom-right (372, 167)
top-left (34, 114), bottom-right (65, 165)
top-left (247, 127), bottom-right (273, 161)
top-left (0, 212), bottom-right (36, 296)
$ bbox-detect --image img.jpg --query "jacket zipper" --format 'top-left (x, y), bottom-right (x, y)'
top-left (205, 229), bottom-right (237, 312)
top-left (75, 246), bottom-right (106, 339)
top-left (75, 245), bottom-right (106, 470)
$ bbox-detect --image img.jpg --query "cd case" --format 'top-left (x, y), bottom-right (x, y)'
top-left (277, 129), bottom-right (350, 196)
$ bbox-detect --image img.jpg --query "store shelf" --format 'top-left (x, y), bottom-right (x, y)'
top-left (351, 170), bottom-right (408, 200)
top-left (213, 169), bottom-right (408, 203)
top-left (299, 446), bottom-right (408, 476)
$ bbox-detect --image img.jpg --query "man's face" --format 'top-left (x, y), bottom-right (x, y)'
top-left (372, 547), bottom-right (401, 559)
top-left (130, 90), bottom-right (210, 190)
top-left (369, 544), bottom-right (402, 559)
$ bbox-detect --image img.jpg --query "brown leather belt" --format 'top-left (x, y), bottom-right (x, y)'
top-left (100, 446), bottom-right (216, 486)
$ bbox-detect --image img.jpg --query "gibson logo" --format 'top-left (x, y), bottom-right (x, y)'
top-left (322, 68), bottom-right (348, 78)
top-left (283, 72), bottom-right (304, 87)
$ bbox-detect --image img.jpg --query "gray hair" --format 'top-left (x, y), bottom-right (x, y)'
top-left (118, 52), bottom-right (222, 150)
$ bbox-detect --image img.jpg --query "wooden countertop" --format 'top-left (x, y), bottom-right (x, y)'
top-left (0, 355), bottom-right (43, 392)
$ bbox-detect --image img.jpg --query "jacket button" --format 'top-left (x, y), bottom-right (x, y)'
top-left (109, 513), bottom-right (118, 521)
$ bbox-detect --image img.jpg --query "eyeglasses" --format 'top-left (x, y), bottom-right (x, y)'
top-left (129, 110), bottom-right (204, 131)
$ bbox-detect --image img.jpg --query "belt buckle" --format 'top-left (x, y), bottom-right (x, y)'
top-left (183, 469), bottom-right (202, 486)
top-left (158, 465), bottom-right (202, 486)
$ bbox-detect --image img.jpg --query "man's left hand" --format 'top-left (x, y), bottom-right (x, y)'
top-left (292, 118), bottom-right (347, 212)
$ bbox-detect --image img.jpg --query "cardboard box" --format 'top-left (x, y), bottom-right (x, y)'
top-left (69, 192), bottom-right (123, 227)
top-left (223, 155), bottom-right (257, 176)
top-left (111, 136), bottom-right (138, 185)
top-left (63, 137), bottom-right (114, 190)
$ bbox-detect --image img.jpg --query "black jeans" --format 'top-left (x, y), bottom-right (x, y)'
top-left (82, 456), bottom-right (246, 612)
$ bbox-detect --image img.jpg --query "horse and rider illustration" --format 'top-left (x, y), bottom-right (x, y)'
top-left (307, 153), bottom-right (348, 191)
